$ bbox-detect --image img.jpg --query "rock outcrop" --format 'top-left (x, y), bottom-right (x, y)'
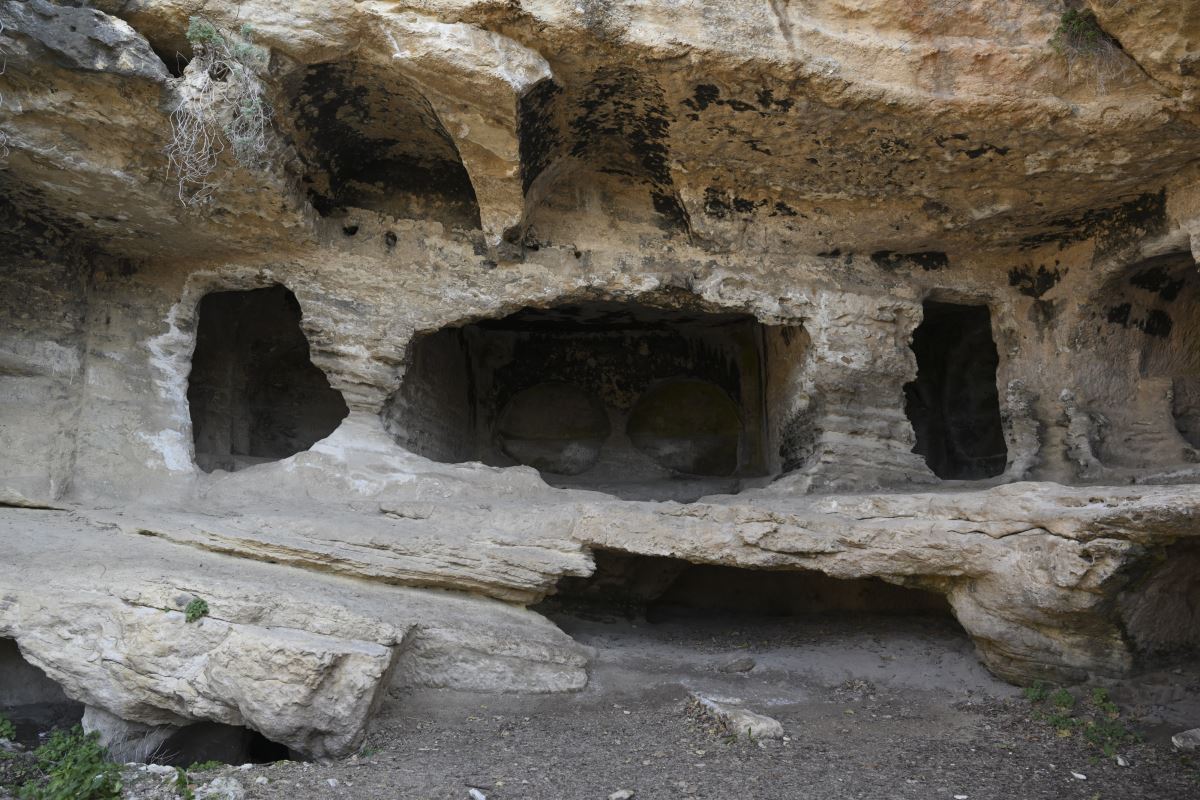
top-left (1, 0), bottom-right (1198, 761)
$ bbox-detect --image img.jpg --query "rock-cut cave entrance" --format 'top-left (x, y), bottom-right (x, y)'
top-left (384, 297), bottom-right (810, 501)
top-left (541, 551), bottom-right (956, 622)
top-left (904, 300), bottom-right (1007, 480)
top-left (536, 551), bottom-right (965, 668)
top-left (187, 285), bottom-right (349, 473)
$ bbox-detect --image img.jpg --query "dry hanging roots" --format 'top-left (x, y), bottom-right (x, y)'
top-left (1050, 9), bottom-right (1128, 93)
top-left (165, 18), bottom-right (272, 205)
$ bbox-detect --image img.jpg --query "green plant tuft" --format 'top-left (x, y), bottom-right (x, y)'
top-left (1023, 680), bottom-right (1048, 703)
top-left (0, 713), bottom-right (15, 741)
top-left (1050, 10), bottom-right (1108, 56)
top-left (1024, 683), bottom-right (1141, 758)
top-left (174, 766), bottom-right (195, 800)
top-left (1050, 688), bottom-right (1076, 711)
top-left (184, 598), bottom-right (209, 623)
top-left (185, 18), bottom-right (224, 48)
top-left (18, 726), bottom-right (121, 800)
top-left (187, 760), bottom-right (223, 772)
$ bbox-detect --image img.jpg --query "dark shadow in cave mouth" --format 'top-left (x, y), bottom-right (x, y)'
top-left (0, 638), bottom-right (84, 748)
top-left (1119, 542), bottom-right (1200, 672)
top-left (904, 300), bottom-right (1007, 480)
top-left (382, 296), bottom-right (812, 502)
top-left (153, 721), bottom-right (293, 767)
top-left (187, 285), bottom-right (349, 473)
top-left (536, 550), bottom-right (957, 628)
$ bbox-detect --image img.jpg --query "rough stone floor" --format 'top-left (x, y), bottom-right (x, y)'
top-left (114, 610), bottom-right (1199, 800)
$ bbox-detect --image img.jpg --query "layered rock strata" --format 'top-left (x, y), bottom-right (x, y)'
top-left (1, 0), bottom-right (1198, 760)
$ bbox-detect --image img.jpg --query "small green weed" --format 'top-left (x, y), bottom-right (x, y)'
top-left (18, 726), bottom-right (121, 800)
top-left (1023, 681), bottom-right (1048, 703)
top-left (1050, 688), bottom-right (1076, 711)
top-left (184, 598), bottom-right (209, 623)
top-left (1024, 683), bottom-right (1139, 757)
top-left (185, 17), bottom-right (223, 48)
top-left (0, 713), bottom-right (15, 740)
top-left (187, 760), bottom-right (222, 772)
top-left (174, 766), bottom-right (195, 800)
top-left (1050, 10), bottom-right (1108, 56)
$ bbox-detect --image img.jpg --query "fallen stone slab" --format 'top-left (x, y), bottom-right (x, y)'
top-left (691, 693), bottom-right (784, 740)
top-left (0, 510), bottom-right (589, 760)
top-left (1173, 728), bottom-right (1200, 751)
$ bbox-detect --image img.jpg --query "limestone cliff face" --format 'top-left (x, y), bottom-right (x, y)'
top-left (0, 0), bottom-right (1198, 760)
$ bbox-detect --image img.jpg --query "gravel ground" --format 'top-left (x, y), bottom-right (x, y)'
top-left (12, 610), bottom-right (1200, 800)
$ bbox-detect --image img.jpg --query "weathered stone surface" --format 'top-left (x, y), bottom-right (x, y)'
top-left (1, 0), bottom-right (1199, 764)
top-left (692, 693), bottom-right (784, 740)
top-left (0, 511), bottom-right (589, 759)
top-left (1174, 728), bottom-right (1200, 752)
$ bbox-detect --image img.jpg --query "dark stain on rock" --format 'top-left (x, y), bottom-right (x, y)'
top-left (688, 84), bottom-right (721, 111)
top-left (685, 83), bottom-right (791, 116)
top-left (1141, 309), bottom-right (1173, 338)
top-left (570, 67), bottom-right (689, 232)
top-left (518, 78), bottom-right (563, 194)
top-left (964, 144), bottom-right (1010, 159)
top-left (702, 188), bottom-right (797, 220)
top-left (1020, 190), bottom-right (1167, 253)
top-left (1130, 265), bottom-right (1185, 302)
top-left (755, 88), bottom-right (794, 112)
top-left (933, 134), bottom-right (1009, 160)
top-left (1105, 303), bottom-right (1173, 338)
top-left (703, 188), bottom-right (732, 219)
top-left (1107, 303), bottom-right (1132, 326)
top-left (872, 251), bottom-right (950, 271)
top-left (1008, 265), bottom-right (1063, 299)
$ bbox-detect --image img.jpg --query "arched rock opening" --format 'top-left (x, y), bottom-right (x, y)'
top-left (285, 61), bottom-right (481, 228)
top-left (383, 297), bottom-right (809, 501)
top-left (187, 285), bottom-right (348, 473)
top-left (904, 300), bottom-right (1007, 479)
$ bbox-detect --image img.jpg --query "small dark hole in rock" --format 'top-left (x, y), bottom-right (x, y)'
top-left (342, 225), bottom-right (359, 237)
top-left (144, 721), bottom-right (295, 766)
top-left (384, 231), bottom-right (397, 248)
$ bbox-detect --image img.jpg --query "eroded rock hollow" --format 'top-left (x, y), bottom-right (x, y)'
top-left (1, 0), bottom-right (1199, 761)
